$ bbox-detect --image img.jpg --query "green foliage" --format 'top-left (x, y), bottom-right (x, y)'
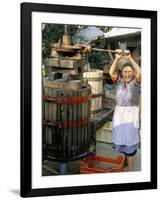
top-left (87, 51), bottom-right (107, 69)
top-left (42, 24), bottom-right (64, 58)
top-left (42, 24), bottom-right (79, 59)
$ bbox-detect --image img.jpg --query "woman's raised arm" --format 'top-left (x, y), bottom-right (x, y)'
top-left (109, 49), bottom-right (122, 81)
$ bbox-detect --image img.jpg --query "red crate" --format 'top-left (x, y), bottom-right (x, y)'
top-left (80, 155), bottom-right (125, 174)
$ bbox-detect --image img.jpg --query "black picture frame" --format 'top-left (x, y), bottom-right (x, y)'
top-left (20, 2), bottom-right (157, 197)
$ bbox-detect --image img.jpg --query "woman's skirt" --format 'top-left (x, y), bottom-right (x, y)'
top-left (112, 105), bottom-right (140, 154)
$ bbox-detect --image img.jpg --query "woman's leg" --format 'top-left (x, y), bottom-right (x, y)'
top-left (126, 150), bottom-right (137, 171)
top-left (127, 155), bottom-right (134, 171)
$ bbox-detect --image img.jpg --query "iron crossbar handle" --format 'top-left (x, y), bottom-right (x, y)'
top-left (52, 44), bottom-right (125, 53)
top-left (92, 48), bottom-right (130, 55)
top-left (92, 48), bottom-right (116, 53)
top-left (52, 43), bottom-right (129, 54)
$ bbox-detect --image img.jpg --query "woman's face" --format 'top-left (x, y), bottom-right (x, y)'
top-left (122, 66), bottom-right (134, 83)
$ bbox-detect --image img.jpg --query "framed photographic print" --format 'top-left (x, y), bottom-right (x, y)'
top-left (20, 2), bottom-right (157, 197)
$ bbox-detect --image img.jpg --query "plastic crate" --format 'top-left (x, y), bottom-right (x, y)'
top-left (80, 155), bottom-right (125, 174)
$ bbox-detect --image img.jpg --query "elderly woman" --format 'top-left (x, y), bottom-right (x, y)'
top-left (109, 49), bottom-right (141, 171)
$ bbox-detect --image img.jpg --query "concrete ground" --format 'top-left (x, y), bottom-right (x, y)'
top-left (42, 141), bottom-right (141, 175)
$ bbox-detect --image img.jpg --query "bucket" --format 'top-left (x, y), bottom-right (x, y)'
top-left (83, 69), bottom-right (103, 117)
